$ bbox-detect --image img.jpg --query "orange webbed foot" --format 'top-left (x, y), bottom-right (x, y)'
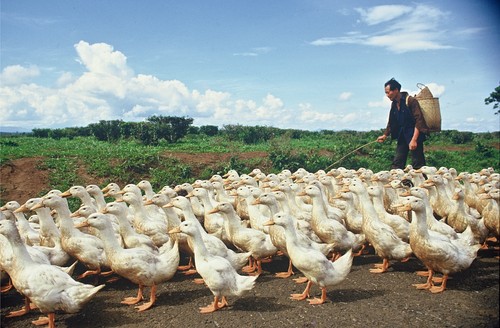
top-left (193, 278), bottom-right (205, 285)
top-left (182, 269), bottom-right (198, 276)
top-left (293, 277), bottom-right (308, 284)
top-left (290, 293), bottom-right (308, 301)
top-left (308, 297), bottom-right (326, 305)
top-left (31, 316), bottom-right (50, 326)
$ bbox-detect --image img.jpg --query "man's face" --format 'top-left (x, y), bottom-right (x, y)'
top-left (385, 85), bottom-right (399, 101)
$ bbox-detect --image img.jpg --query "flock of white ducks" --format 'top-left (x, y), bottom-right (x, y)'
top-left (0, 165), bottom-right (498, 327)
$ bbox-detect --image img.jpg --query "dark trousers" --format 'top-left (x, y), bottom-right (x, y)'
top-left (391, 137), bottom-right (426, 169)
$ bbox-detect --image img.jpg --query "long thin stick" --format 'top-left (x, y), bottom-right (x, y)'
top-left (325, 140), bottom-right (378, 171)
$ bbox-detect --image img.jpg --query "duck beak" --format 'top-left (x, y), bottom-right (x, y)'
top-left (208, 208), bottom-right (220, 214)
top-left (262, 220), bottom-right (275, 226)
top-left (163, 203), bottom-right (174, 208)
top-left (392, 203), bottom-right (411, 212)
top-left (60, 190), bottom-right (72, 198)
top-left (13, 204), bottom-right (29, 213)
top-left (30, 202), bottom-right (44, 211)
top-left (144, 199), bottom-right (153, 206)
top-left (75, 220), bottom-right (90, 228)
top-left (169, 227), bottom-right (181, 234)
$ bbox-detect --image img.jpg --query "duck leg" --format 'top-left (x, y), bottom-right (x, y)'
top-left (6, 296), bottom-right (37, 317)
top-left (32, 313), bottom-right (55, 328)
top-left (241, 257), bottom-right (256, 273)
top-left (1, 277), bottom-right (13, 293)
top-left (177, 256), bottom-right (194, 271)
top-left (199, 295), bottom-right (226, 313)
top-left (429, 274), bottom-right (449, 293)
top-left (413, 269), bottom-right (434, 289)
top-left (122, 284), bottom-right (145, 305)
top-left (353, 243), bottom-right (366, 257)
top-left (308, 287), bottom-right (327, 305)
top-left (247, 259), bottom-right (263, 276)
top-left (77, 268), bottom-right (101, 280)
top-left (370, 258), bottom-right (389, 273)
top-left (135, 284), bottom-right (156, 311)
top-left (290, 280), bottom-right (312, 301)
top-left (275, 259), bottom-right (294, 278)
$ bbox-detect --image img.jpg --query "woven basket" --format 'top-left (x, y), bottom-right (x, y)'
top-left (415, 83), bottom-right (441, 132)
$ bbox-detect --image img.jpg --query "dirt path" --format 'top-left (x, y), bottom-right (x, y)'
top-left (1, 245), bottom-right (498, 328)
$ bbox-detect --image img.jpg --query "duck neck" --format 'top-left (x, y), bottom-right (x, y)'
top-left (96, 224), bottom-right (122, 256)
top-left (188, 229), bottom-right (208, 258)
top-left (3, 226), bottom-right (34, 267)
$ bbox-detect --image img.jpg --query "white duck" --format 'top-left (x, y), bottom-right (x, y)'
top-left (118, 191), bottom-right (170, 247)
top-left (61, 185), bottom-right (98, 210)
top-left (300, 184), bottom-right (365, 258)
top-left (210, 202), bottom-right (277, 276)
top-left (170, 220), bottom-right (258, 313)
top-left (14, 198), bottom-right (72, 267)
top-left (0, 201), bottom-right (41, 245)
top-left (189, 187), bottom-right (229, 244)
top-left (401, 187), bottom-right (458, 240)
top-left (448, 188), bottom-right (489, 245)
top-left (81, 213), bottom-right (179, 311)
top-left (264, 212), bottom-right (353, 305)
top-left (102, 201), bottom-right (157, 253)
top-left (0, 219), bottom-right (104, 327)
top-left (254, 192), bottom-right (335, 280)
top-left (395, 196), bottom-right (480, 293)
top-left (367, 185), bottom-right (410, 242)
top-left (31, 195), bottom-right (110, 279)
top-left (480, 189), bottom-right (499, 239)
top-left (166, 196), bottom-right (250, 271)
top-left (85, 184), bottom-right (108, 211)
top-left (345, 179), bottom-right (412, 273)
top-left (16, 198), bottom-right (60, 248)
top-left (331, 191), bottom-right (364, 235)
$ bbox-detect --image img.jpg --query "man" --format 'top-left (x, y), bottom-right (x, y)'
top-left (376, 78), bottom-right (429, 169)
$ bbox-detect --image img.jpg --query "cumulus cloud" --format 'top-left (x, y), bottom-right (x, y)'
top-left (0, 65), bottom-right (40, 85)
top-left (0, 41), bottom-right (313, 130)
top-left (311, 4), bottom-right (453, 53)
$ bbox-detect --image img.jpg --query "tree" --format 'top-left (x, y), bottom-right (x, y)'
top-left (484, 82), bottom-right (500, 115)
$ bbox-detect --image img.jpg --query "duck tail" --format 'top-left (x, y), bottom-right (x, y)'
top-left (226, 250), bottom-right (251, 270)
top-left (234, 274), bottom-right (258, 296)
top-left (332, 249), bottom-right (354, 278)
top-left (65, 283), bottom-right (105, 313)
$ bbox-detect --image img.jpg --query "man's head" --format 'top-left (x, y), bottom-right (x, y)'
top-left (385, 78), bottom-right (401, 101)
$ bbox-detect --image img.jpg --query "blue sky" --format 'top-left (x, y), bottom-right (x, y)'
top-left (1, 0), bottom-right (499, 132)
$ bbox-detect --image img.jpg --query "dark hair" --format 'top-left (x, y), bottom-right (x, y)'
top-left (385, 78), bottom-right (401, 91)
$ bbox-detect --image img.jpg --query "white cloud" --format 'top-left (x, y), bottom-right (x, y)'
top-left (233, 47), bottom-right (273, 57)
top-left (355, 5), bottom-right (412, 25)
top-left (339, 92), bottom-right (353, 101)
top-left (0, 65), bottom-right (40, 85)
top-left (0, 41), bottom-right (299, 130)
top-left (311, 4), bottom-right (453, 53)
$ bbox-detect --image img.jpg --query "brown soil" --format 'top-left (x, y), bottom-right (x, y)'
top-left (0, 154), bottom-right (499, 328)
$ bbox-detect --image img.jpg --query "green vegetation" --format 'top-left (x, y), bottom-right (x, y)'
top-left (1, 126), bottom-right (498, 205)
top-left (485, 82), bottom-right (500, 115)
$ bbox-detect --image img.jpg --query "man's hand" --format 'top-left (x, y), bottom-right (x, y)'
top-left (409, 140), bottom-right (417, 150)
top-left (377, 135), bottom-right (387, 143)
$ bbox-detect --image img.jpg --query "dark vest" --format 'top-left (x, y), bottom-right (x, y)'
top-left (388, 94), bottom-right (417, 143)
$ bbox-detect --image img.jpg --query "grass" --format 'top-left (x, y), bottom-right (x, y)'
top-left (0, 130), bottom-right (498, 202)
